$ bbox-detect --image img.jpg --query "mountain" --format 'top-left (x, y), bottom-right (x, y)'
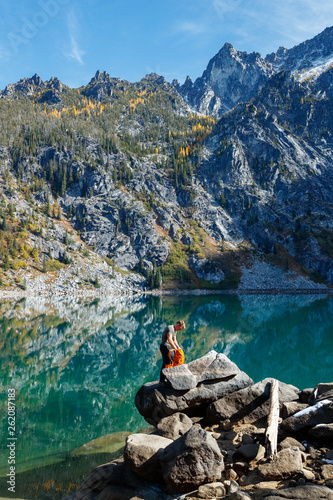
top-left (0, 27), bottom-right (333, 293)
top-left (177, 26), bottom-right (333, 115)
top-left (175, 43), bottom-right (274, 116)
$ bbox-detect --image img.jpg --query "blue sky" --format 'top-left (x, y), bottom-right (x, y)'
top-left (0, 0), bottom-right (332, 89)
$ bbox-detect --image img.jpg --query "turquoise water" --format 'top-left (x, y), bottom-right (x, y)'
top-left (0, 293), bottom-right (332, 498)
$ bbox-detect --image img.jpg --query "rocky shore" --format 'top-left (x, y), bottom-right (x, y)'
top-left (66, 351), bottom-right (333, 500)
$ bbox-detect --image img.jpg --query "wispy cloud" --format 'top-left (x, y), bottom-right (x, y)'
top-left (175, 21), bottom-right (208, 36)
top-left (65, 10), bottom-right (84, 65)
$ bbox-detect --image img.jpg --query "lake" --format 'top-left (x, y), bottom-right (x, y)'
top-left (0, 293), bottom-right (332, 499)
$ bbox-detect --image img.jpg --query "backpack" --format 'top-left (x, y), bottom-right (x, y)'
top-left (167, 348), bottom-right (185, 367)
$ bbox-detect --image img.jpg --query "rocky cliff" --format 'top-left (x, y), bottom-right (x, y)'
top-left (0, 27), bottom-right (333, 292)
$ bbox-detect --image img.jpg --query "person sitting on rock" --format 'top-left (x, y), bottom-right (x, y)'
top-left (159, 320), bottom-right (185, 384)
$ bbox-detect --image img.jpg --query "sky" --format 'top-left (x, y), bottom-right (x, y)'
top-left (0, 0), bottom-right (332, 90)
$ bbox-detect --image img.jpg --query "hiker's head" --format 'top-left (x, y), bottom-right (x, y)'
top-left (174, 320), bottom-right (185, 331)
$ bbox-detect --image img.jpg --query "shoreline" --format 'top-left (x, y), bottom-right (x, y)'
top-left (0, 287), bottom-right (331, 299)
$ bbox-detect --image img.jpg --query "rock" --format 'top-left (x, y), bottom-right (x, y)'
top-left (326, 450), bottom-right (333, 460)
top-left (226, 468), bottom-right (239, 480)
top-left (309, 383), bottom-right (333, 405)
top-left (309, 423), bottom-right (333, 443)
top-left (233, 444), bottom-right (265, 463)
top-left (228, 493), bottom-right (252, 500)
top-left (72, 458), bottom-right (146, 500)
top-left (124, 434), bottom-right (172, 482)
top-left (160, 426), bottom-right (224, 493)
top-left (233, 462), bottom-right (249, 476)
top-left (253, 485), bottom-right (333, 499)
top-left (281, 402), bottom-right (308, 419)
top-left (321, 465), bottom-right (333, 480)
top-left (206, 378), bottom-right (299, 425)
top-left (163, 350), bottom-right (242, 391)
top-left (228, 479), bottom-right (241, 494)
top-left (279, 437), bottom-right (306, 452)
top-left (156, 412), bottom-right (193, 440)
top-left (242, 433), bottom-right (255, 445)
top-left (281, 400), bottom-right (333, 433)
top-left (197, 482), bottom-right (226, 499)
top-left (258, 447), bottom-right (303, 480)
top-left (301, 468), bottom-right (316, 481)
top-left (135, 372), bottom-right (253, 425)
top-left (299, 388), bottom-right (313, 404)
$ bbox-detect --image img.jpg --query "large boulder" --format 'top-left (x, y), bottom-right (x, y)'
top-left (281, 400), bottom-right (333, 433)
top-left (135, 371), bottom-right (253, 425)
top-left (206, 378), bottom-right (299, 425)
top-left (156, 412), bottom-right (193, 440)
top-left (160, 426), bottom-right (224, 493)
top-left (253, 485), bottom-right (333, 499)
top-left (258, 447), bottom-right (303, 480)
top-left (162, 350), bottom-right (242, 390)
top-left (123, 434), bottom-right (172, 482)
top-left (309, 383), bottom-right (333, 405)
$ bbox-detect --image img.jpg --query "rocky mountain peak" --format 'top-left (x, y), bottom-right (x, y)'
top-left (266, 25), bottom-right (333, 73)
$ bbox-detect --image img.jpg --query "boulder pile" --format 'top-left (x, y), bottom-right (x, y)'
top-left (70, 351), bottom-right (333, 500)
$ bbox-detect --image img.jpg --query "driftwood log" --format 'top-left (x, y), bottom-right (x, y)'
top-left (265, 379), bottom-right (279, 460)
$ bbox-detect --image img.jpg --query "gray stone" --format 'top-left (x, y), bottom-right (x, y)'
top-left (160, 426), bottom-right (224, 493)
top-left (197, 482), bottom-right (226, 499)
top-left (233, 444), bottom-right (265, 463)
top-left (206, 378), bottom-right (299, 425)
top-left (258, 447), bottom-right (303, 480)
top-left (163, 350), bottom-right (242, 391)
top-left (281, 402), bottom-right (308, 419)
top-left (279, 437), bottom-right (306, 452)
top-left (299, 388), bottom-right (313, 404)
top-left (321, 464), bottom-right (333, 480)
top-left (309, 423), bottom-right (333, 443)
top-left (281, 401), bottom-right (333, 433)
top-left (123, 433), bottom-right (172, 482)
top-left (227, 493), bottom-right (252, 500)
top-left (253, 485), bottom-right (333, 499)
top-left (309, 383), bottom-right (333, 405)
top-left (156, 412), bottom-right (193, 440)
top-left (135, 372), bottom-right (253, 425)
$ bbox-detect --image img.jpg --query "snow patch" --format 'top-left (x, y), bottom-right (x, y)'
top-left (293, 399), bottom-right (332, 418)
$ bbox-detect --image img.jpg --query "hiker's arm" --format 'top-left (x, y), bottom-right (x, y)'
top-left (173, 336), bottom-right (181, 350)
top-left (167, 333), bottom-right (178, 350)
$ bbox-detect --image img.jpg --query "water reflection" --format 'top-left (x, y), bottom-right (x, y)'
top-left (0, 293), bottom-right (332, 498)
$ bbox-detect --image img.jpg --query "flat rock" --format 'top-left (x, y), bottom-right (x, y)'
top-left (253, 485), bottom-right (333, 499)
top-left (258, 447), bottom-right (303, 480)
top-left (281, 400), bottom-right (333, 433)
top-left (156, 412), bottom-right (193, 440)
top-left (163, 350), bottom-right (241, 390)
top-left (124, 434), bottom-right (172, 482)
top-left (160, 426), bottom-right (224, 493)
top-left (206, 378), bottom-right (299, 425)
top-left (197, 481), bottom-right (226, 498)
top-left (135, 371), bottom-right (253, 425)
top-left (279, 437), bottom-right (306, 452)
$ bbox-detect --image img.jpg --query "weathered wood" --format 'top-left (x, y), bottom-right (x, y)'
top-left (265, 379), bottom-right (279, 460)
